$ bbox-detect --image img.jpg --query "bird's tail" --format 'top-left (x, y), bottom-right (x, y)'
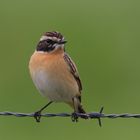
top-left (67, 97), bottom-right (88, 119)
top-left (77, 104), bottom-right (88, 119)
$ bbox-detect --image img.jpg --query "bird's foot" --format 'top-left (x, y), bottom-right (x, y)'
top-left (34, 111), bottom-right (42, 122)
top-left (71, 112), bottom-right (79, 122)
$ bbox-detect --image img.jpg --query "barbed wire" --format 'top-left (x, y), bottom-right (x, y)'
top-left (0, 107), bottom-right (140, 126)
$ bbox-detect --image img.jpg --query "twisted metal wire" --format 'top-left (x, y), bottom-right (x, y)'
top-left (1, 112), bottom-right (140, 118)
top-left (1, 108), bottom-right (140, 118)
top-left (0, 107), bottom-right (140, 126)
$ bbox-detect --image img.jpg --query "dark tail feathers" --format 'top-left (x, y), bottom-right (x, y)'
top-left (78, 105), bottom-right (88, 119)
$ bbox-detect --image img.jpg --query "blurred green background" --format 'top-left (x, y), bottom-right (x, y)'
top-left (0, 0), bottom-right (140, 139)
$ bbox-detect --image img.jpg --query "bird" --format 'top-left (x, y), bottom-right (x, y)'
top-left (29, 31), bottom-right (88, 122)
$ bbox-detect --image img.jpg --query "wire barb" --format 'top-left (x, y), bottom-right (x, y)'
top-left (98, 107), bottom-right (104, 127)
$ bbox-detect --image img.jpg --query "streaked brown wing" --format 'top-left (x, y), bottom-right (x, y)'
top-left (63, 53), bottom-right (82, 92)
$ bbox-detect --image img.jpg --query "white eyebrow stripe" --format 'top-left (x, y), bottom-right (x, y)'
top-left (40, 36), bottom-right (62, 42)
top-left (40, 36), bottom-right (50, 41)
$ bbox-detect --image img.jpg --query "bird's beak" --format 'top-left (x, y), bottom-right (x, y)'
top-left (58, 40), bottom-right (67, 44)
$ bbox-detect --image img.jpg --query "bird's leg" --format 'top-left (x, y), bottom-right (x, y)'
top-left (71, 97), bottom-right (79, 122)
top-left (71, 112), bottom-right (78, 122)
top-left (34, 101), bottom-right (53, 122)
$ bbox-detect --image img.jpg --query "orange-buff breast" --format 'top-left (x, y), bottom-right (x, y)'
top-left (29, 51), bottom-right (80, 103)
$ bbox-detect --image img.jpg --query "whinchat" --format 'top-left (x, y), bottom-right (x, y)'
top-left (29, 31), bottom-right (87, 122)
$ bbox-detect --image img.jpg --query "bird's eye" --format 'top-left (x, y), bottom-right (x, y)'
top-left (46, 39), bottom-right (53, 44)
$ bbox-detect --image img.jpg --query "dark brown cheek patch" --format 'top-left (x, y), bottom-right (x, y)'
top-left (43, 31), bottom-right (63, 40)
top-left (36, 40), bottom-right (55, 52)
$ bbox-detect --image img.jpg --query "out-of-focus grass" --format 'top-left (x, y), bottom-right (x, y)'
top-left (0, 0), bottom-right (140, 140)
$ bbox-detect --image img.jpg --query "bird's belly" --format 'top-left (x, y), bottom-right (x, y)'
top-left (32, 70), bottom-right (77, 102)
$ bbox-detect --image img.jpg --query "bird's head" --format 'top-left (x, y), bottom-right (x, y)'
top-left (36, 31), bottom-right (67, 53)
